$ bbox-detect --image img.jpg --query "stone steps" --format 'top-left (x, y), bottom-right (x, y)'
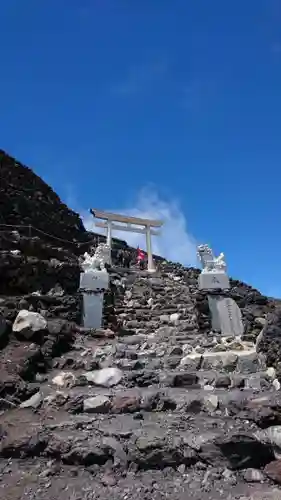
top-left (180, 348), bottom-right (265, 373)
top-left (185, 368), bottom-right (274, 390)
top-left (47, 355), bottom-right (277, 396)
top-left (15, 374), bottom-right (269, 420)
top-left (54, 331), bottom-right (270, 381)
top-left (3, 379), bottom-right (280, 480)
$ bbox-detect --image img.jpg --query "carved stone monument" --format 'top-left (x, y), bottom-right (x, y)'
top-left (79, 245), bottom-right (110, 329)
top-left (208, 295), bottom-right (244, 337)
top-left (197, 244), bottom-right (243, 337)
top-left (197, 244), bottom-right (230, 290)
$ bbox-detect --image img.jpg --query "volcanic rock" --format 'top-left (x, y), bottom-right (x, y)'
top-left (264, 459), bottom-right (281, 484)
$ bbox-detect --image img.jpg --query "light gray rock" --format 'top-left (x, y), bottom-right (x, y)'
top-left (222, 352), bottom-right (238, 372)
top-left (255, 317), bottom-right (266, 326)
top-left (221, 468), bottom-right (236, 484)
top-left (160, 315), bottom-right (170, 324)
top-left (242, 468), bottom-right (265, 482)
top-left (245, 375), bottom-right (262, 391)
top-left (203, 394), bottom-right (218, 412)
top-left (170, 313), bottom-right (181, 325)
top-left (103, 436), bottom-right (128, 469)
top-left (169, 346), bottom-right (183, 356)
top-left (180, 353), bottom-right (202, 370)
top-left (256, 426), bottom-right (281, 459)
top-left (266, 367), bottom-right (277, 380)
top-left (177, 464), bottom-right (186, 474)
top-left (84, 367), bottom-right (123, 387)
top-left (52, 371), bottom-right (77, 387)
top-left (44, 391), bottom-right (69, 407)
top-left (226, 339), bottom-right (247, 351)
top-left (194, 345), bottom-right (205, 354)
top-left (12, 310), bottom-right (47, 339)
top-left (255, 327), bottom-right (265, 351)
top-left (203, 384), bottom-right (215, 391)
top-left (273, 379), bottom-right (281, 391)
top-left (20, 392), bottom-right (43, 409)
top-left (83, 395), bottom-right (111, 413)
top-left (236, 351), bottom-right (265, 374)
top-left (201, 353), bottom-right (226, 371)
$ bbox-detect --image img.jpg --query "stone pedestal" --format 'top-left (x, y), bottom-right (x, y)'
top-left (197, 244), bottom-right (244, 338)
top-left (79, 270), bottom-right (109, 329)
top-left (198, 271), bottom-right (230, 290)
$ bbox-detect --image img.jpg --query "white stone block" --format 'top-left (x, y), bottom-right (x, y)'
top-left (199, 271), bottom-right (230, 290)
top-left (79, 270), bottom-right (109, 291)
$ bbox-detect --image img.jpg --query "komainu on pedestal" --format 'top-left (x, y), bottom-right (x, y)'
top-left (79, 245), bottom-right (110, 329)
top-left (197, 244), bottom-right (243, 337)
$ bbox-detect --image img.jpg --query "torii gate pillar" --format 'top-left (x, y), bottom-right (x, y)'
top-left (106, 220), bottom-right (112, 248)
top-left (105, 220), bottom-right (113, 265)
top-left (145, 226), bottom-right (155, 272)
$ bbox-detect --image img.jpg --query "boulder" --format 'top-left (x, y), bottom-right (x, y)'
top-left (20, 391), bottom-right (43, 409)
top-left (84, 367), bottom-right (123, 387)
top-left (203, 394), bottom-right (219, 413)
top-left (199, 433), bottom-right (274, 469)
top-left (111, 391), bottom-right (141, 413)
top-left (52, 371), bottom-right (76, 388)
top-left (12, 310), bottom-right (47, 339)
top-left (264, 459), bottom-right (281, 484)
top-left (83, 396), bottom-right (111, 413)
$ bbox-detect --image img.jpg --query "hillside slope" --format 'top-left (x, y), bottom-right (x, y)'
top-left (0, 150), bottom-right (87, 242)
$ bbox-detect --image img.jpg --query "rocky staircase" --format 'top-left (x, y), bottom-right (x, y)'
top-left (107, 267), bottom-right (274, 388)
top-left (1, 268), bottom-right (281, 499)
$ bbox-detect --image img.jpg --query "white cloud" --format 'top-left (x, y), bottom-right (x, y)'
top-left (82, 187), bottom-right (198, 266)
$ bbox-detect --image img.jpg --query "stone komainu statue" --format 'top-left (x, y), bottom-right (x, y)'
top-left (82, 243), bottom-right (111, 272)
top-left (197, 244), bottom-right (227, 273)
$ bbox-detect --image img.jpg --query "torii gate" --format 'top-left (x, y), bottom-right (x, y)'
top-left (90, 208), bottom-right (163, 272)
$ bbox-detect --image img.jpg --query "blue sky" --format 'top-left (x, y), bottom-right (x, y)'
top-left (1, 0), bottom-right (281, 296)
